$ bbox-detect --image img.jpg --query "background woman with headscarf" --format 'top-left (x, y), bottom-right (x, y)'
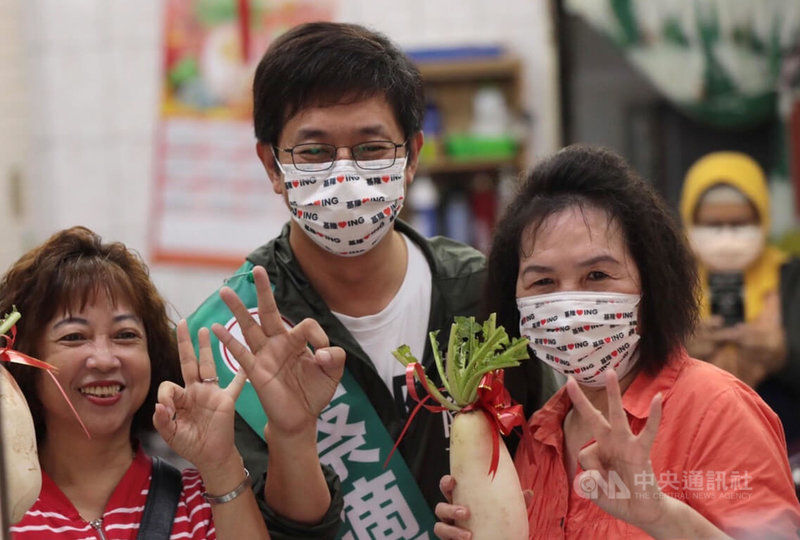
top-left (681, 151), bottom-right (800, 449)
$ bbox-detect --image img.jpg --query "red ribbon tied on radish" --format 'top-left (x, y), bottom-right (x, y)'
top-left (1, 323), bottom-right (91, 438)
top-left (1, 325), bottom-right (56, 371)
top-left (462, 371), bottom-right (525, 477)
top-left (384, 363), bottom-right (523, 478)
top-left (382, 362), bottom-right (446, 469)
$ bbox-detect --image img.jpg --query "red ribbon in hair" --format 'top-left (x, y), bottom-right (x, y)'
top-left (1, 324), bottom-right (91, 438)
top-left (384, 365), bottom-right (525, 479)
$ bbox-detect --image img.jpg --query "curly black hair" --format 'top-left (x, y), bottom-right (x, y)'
top-left (486, 145), bottom-right (699, 375)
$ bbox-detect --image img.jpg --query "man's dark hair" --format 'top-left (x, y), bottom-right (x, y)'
top-left (486, 144), bottom-right (699, 375)
top-left (253, 22), bottom-right (425, 145)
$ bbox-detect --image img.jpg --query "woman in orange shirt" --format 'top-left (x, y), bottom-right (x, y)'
top-left (434, 146), bottom-right (800, 539)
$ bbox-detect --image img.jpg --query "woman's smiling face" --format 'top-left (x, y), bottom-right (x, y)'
top-left (36, 289), bottom-right (150, 441)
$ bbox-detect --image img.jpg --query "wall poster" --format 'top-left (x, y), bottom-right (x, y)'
top-left (151, 0), bottom-right (337, 266)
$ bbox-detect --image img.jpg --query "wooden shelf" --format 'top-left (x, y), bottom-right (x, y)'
top-left (408, 52), bottom-right (526, 250)
top-left (418, 157), bottom-right (517, 175)
top-left (416, 54), bottom-right (525, 165)
top-left (417, 55), bottom-right (521, 82)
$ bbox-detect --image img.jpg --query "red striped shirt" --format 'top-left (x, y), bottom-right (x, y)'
top-left (11, 448), bottom-right (216, 539)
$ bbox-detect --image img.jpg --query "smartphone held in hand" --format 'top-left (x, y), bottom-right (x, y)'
top-left (708, 272), bottom-right (745, 327)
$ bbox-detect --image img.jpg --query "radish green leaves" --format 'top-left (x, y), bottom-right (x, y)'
top-left (392, 313), bottom-right (529, 411)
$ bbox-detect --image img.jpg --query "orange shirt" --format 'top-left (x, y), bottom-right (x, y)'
top-left (515, 350), bottom-right (800, 539)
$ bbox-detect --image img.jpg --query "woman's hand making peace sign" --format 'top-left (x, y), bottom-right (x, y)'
top-left (566, 369), bottom-right (730, 539)
top-left (566, 369), bottom-right (664, 530)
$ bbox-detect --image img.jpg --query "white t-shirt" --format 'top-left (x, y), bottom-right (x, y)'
top-left (332, 233), bottom-right (432, 402)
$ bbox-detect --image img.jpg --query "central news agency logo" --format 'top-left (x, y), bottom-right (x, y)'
top-left (574, 470), bottom-right (631, 500)
top-left (219, 309), bottom-right (293, 375)
top-left (573, 469), bottom-right (754, 501)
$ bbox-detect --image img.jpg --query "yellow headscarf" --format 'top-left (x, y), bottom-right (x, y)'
top-left (680, 151), bottom-right (787, 321)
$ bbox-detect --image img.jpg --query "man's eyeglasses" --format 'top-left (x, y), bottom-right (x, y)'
top-left (274, 140), bottom-right (407, 172)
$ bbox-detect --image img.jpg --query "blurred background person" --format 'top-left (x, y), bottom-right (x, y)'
top-left (681, 151), bottom-right (800, 453)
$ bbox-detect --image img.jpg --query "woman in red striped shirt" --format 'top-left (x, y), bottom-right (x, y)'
top-left (3, 226), bottom-right (344, 539)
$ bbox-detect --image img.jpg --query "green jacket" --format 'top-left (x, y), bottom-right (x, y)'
top-left (190, 220), bottom-right (553, 538)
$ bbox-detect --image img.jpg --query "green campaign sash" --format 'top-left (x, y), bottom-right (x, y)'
top-left (187, 264), bottom-right (436, 539)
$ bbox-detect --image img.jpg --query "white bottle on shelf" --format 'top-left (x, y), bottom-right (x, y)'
top-left (497, 165), bottom-right (519, 216)
top-left (443, 189), bottom-right (472, 245)
top-left (470, 86), bottom-right (510, 137)
top-left (408, 174), bottom-right (439, 237)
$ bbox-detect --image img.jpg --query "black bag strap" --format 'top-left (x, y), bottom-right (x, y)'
top-left (137, 456), bottom-right (183, 540)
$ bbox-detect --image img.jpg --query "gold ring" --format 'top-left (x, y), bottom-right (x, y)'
top-left (201, 377), bottom-right (219, 384)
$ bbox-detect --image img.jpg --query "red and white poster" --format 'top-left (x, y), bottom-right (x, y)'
top-left (150, 0), bottom-right (337, 267)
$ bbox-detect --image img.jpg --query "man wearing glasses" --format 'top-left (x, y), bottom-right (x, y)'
top-left (187, 21), bottom-right (543, 539)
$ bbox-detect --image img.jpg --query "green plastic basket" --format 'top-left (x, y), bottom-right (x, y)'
top-left (444, 134), bottom-right (517, 161)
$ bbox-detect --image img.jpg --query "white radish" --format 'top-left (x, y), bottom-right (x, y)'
top-left (450, 411), bottom-right (528, 540)
top-left (0, 364), bottom-right (41, 524)
top-left (393, 313), bottom-right (531, 540)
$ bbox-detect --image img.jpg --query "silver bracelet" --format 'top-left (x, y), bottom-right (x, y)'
top-left (202, 468), bottom-right (251, 505)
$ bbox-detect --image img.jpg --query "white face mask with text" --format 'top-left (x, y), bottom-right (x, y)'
top-left (517, 291), bottom-right (642, 386)
top-left (688, 225), bottom-right (764, 272)
top-left (277, 158), bottom-right (407, 256)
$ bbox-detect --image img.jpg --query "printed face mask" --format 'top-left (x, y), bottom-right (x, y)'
top-left (277, 158), bottom-right (407, 256)
top-left (517, 291), bottom-right (641, 386)
top-left (688, 225), bottom-right (764, 272)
